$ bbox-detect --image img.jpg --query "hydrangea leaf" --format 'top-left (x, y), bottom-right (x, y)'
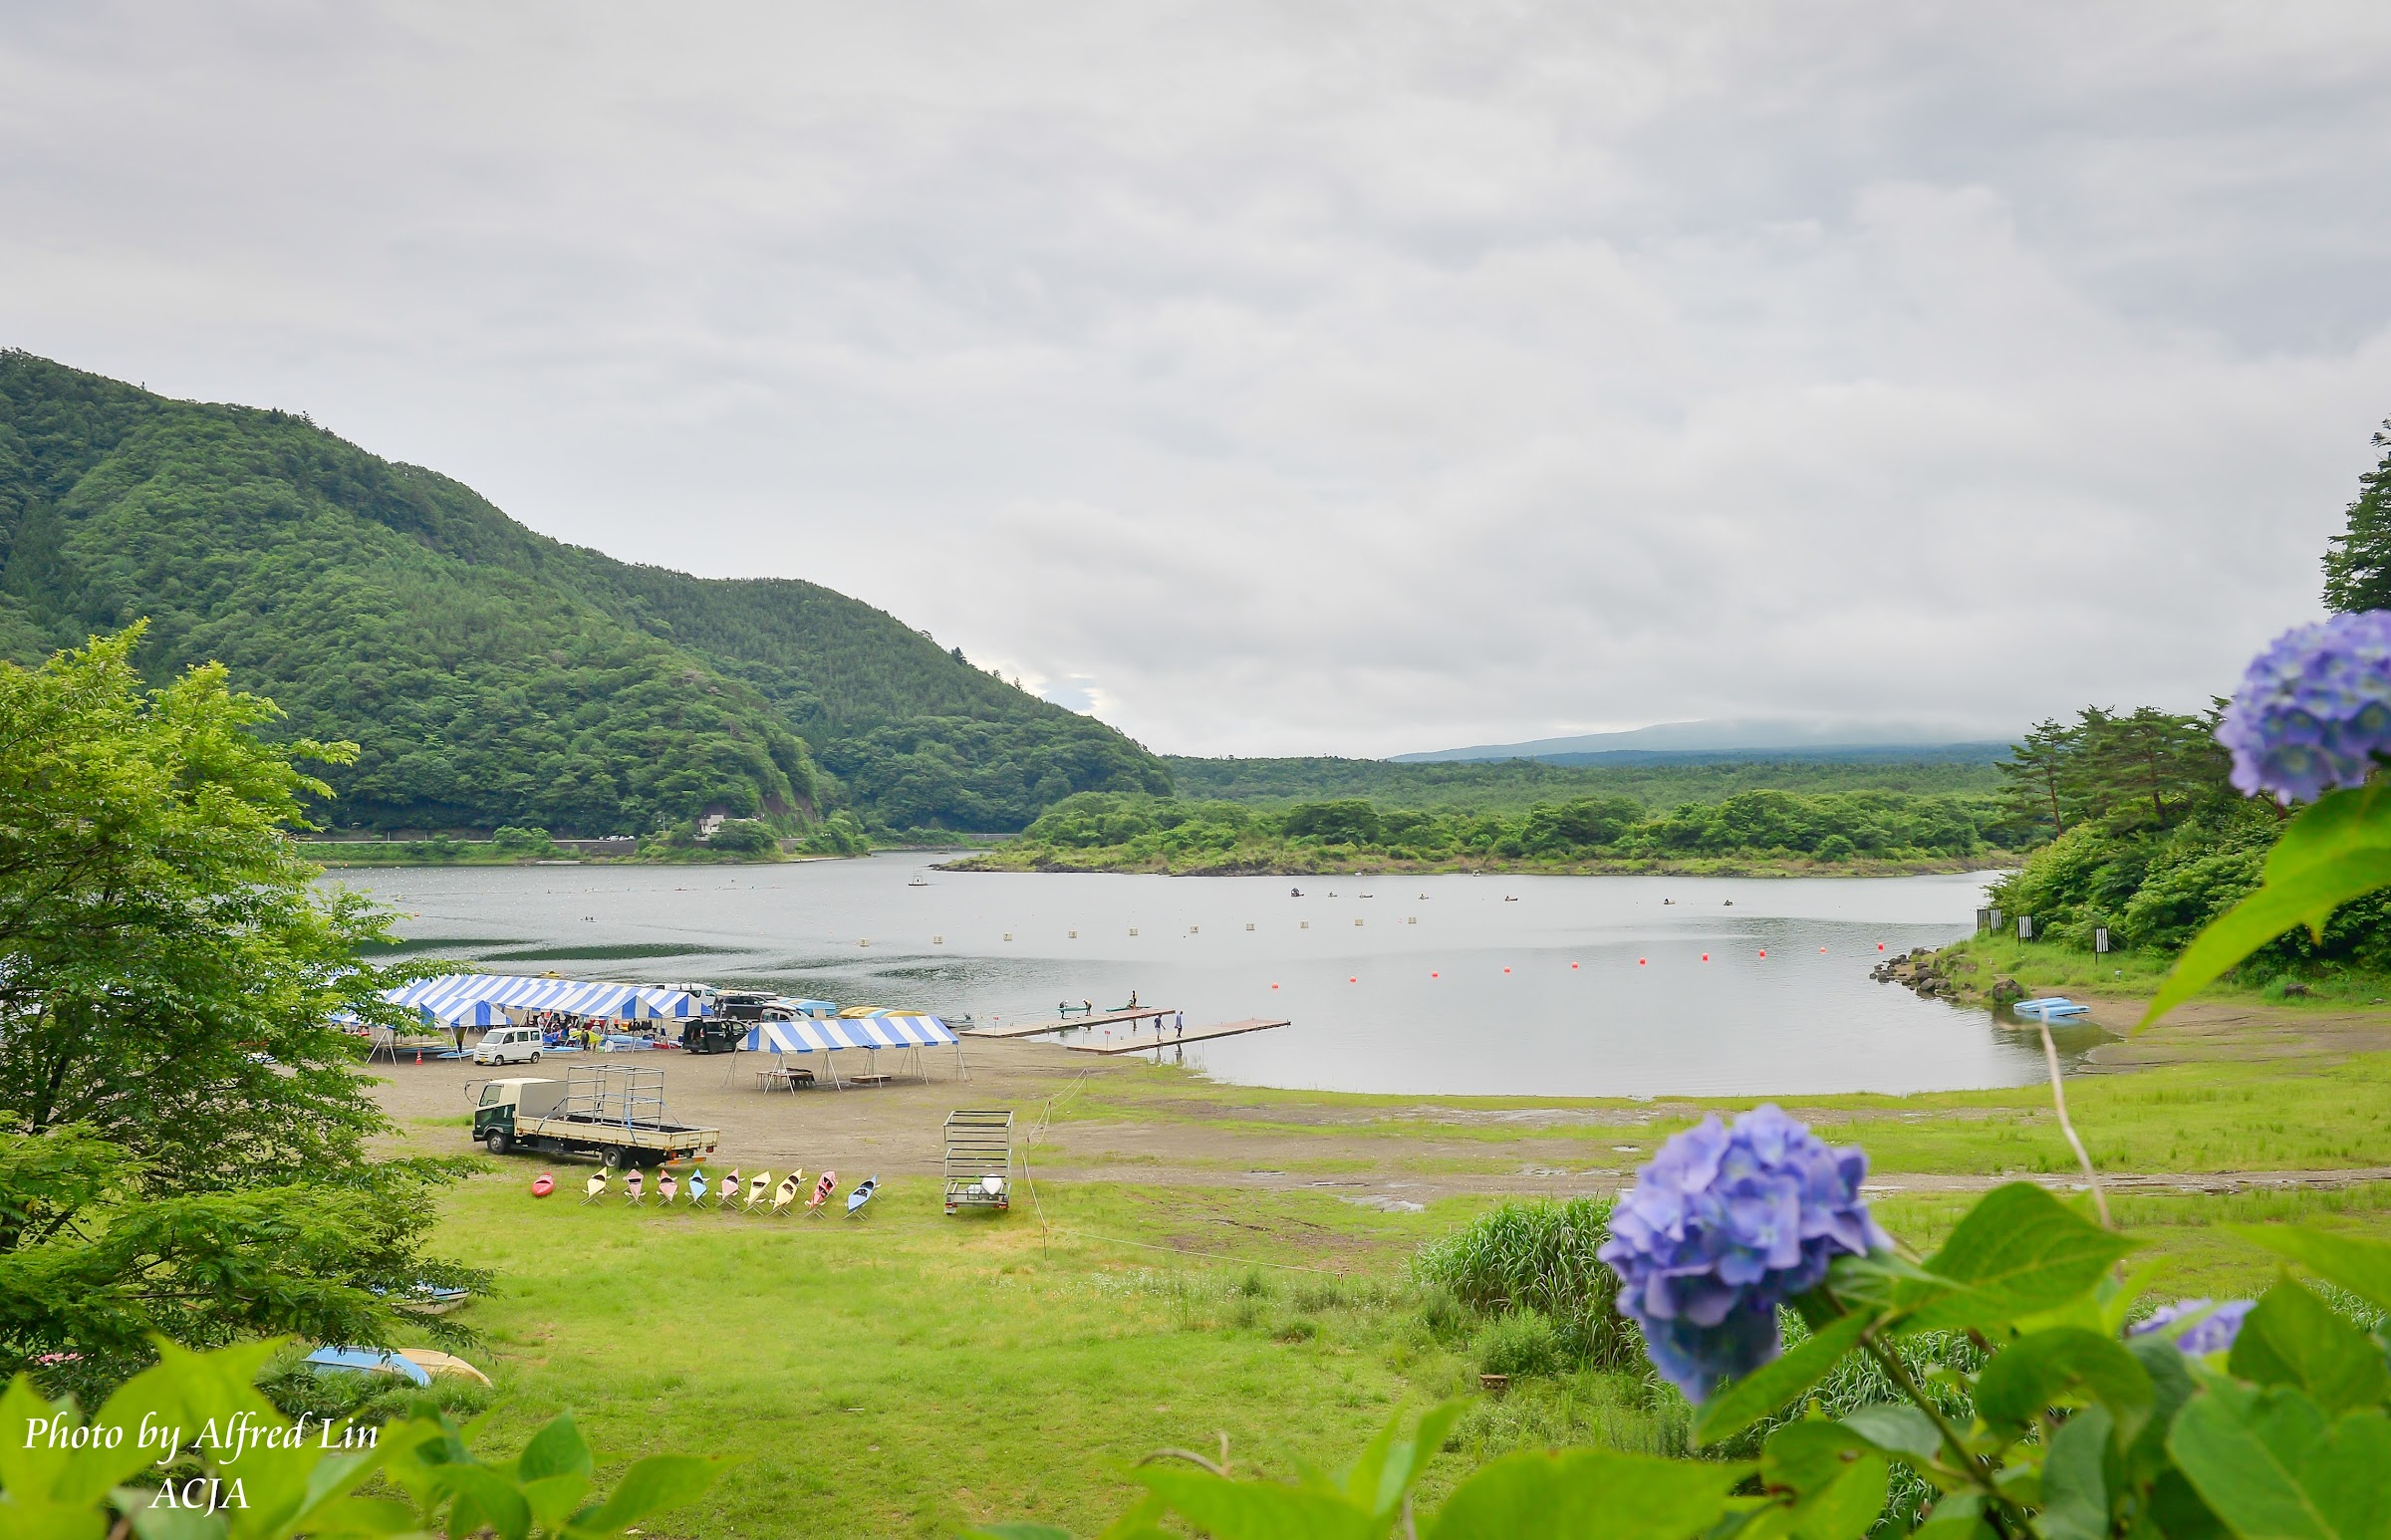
top-left (2228, 1281), bottom-right (2391, 1415)
top-left (2035, 1404), bottom-right (2114, 1540)
top-left (2232, 1226), bottom-right (2391, 1314)
top-left (2143, 785), bottom-right (2391, 1027)
top-left (1338, 1402), bottom-right (1466, 1518)
top-left (1425, 1448), bottom-right (1748, 1540)
top-left (1132, 1469), bottom-right (1382, 1540)
top-left (1903, 1184), bottom-right (2138, 1331)
top-left (513, 1413), bottom-right (594, 1485)
top-left (1760, 1421), bottom-right (1891, 1540)
top-left (1693, 1312), bottom-right (1873, 1447)
top-left (564, 1453), bottom-right (723, 1537)
top-left (2167, 1380), bottom-right (2391, 1540)
top-left (1839, 1405), bottom-right (1944, 1464)
top-left (1974, 1328), bottom-right (2153, 1439)
top-left (1911, 1492), bottom-right (1993, 1540)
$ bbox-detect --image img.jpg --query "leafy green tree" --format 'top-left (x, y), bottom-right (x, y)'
top-left (702, 818), bottom-right (777, 856)
top-left (0, 629), bottom-right (474, 1386)
top-left (2320, 418), bottom-right (2391, 611)
top-left (1995, 717), bottom-right (2073, 840)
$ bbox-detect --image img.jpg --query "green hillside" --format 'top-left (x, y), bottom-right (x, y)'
top-left (1164, 750), bottom-right (2005, 814)
top-left (0, 352), bottom-right (1166, 837)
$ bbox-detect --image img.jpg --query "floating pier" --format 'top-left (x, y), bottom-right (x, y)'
top-left (961, 1007), bottom-right (1179, 1040)
top-left (1067, 1017), bottom-right (1290, 1055)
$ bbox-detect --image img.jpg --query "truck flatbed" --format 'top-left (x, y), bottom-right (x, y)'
top-left (470, 1066), bottom-right (719, 1167)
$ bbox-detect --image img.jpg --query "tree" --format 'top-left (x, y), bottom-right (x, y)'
top-left (1994, 718), bottom-right (2072, 840)
top-left (0, 628), bottom-right (475, 1388)
top-left (2321, 417), bottom-right (2391, 612)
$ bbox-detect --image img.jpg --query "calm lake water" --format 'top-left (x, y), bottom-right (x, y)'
top-left (332, 855), bottom-right (2096, 1099)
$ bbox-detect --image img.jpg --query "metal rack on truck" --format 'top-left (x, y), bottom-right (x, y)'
top-left (469, 1064), bottom-right (719, 1167)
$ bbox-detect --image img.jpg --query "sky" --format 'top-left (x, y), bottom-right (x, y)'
top-left (3, 3), bottom-right (2388, 758)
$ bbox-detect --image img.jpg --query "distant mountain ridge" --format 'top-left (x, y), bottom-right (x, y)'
top-left (0, 352), bottom-right (1167, 836)
top-left (1394, 718), bottom-right (2004, 764)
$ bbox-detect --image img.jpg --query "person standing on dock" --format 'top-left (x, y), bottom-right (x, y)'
top-left (1175, 1012), bottom-right (1184, 1039)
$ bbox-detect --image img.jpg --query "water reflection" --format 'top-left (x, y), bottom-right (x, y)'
top-left (333, 855), bottom-right (2095, 1099)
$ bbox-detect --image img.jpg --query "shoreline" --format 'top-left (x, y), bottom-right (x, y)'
top-left (943, 852), bottom-right (2017, 880)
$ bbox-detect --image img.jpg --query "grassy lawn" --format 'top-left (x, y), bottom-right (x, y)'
top-left (1939, 933), bottom-right (2391, 1006)
top-left (1038, 1048), bottom-right (2391, 1177)
top-left (429, 1109), bottom-right (2391, 1537)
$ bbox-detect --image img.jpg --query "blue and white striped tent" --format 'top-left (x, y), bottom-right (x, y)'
top-left (389, 973), bottom-right (710, 1024)
top-left (735, 1013), bottom-right (963, 1087)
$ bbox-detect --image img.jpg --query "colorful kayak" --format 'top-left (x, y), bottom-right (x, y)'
top-left (659, 1171), bottom-right (678, 1204)
top-left (718, 1169), bottom-right (740, 1212)
top-left (531, 1172), bottom-right (555, 1198)
top-left (687, 1169), bottom-right (708, 1204)
top-left (807, 1170), bottom-right (837, 1215)
top-left (845, 1176), bottom-right (879, 1217)
top-left (772, 1170), bottom-right (803, 1217)
top-left (747, 1171), bottom-right (771, 1211)
top-left (624, 1168), bottom-right (645, 1205)
top-left (583, 1170), bottom-right (609, 1203)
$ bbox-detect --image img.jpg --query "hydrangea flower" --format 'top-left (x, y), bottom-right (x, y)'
top-left (1599, 1104), bottom-right (1888, 1401)
top-left (2217, 612), bottom-right (2391, 804)
top-left (2128, 1298), bottom-right (2253, 1357)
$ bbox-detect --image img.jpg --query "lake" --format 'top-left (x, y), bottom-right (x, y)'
top-left (333, 855), bottom-right (2095, 1099)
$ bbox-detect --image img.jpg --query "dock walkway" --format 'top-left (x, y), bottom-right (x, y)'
top-left (1066, 1018), bottom-right (1290, 1055)
top-left (963, 1007), bottom-right (1177, 1040)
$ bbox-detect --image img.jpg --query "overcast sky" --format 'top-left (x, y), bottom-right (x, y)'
top-left (4, 4), bottom-right (2388, 757)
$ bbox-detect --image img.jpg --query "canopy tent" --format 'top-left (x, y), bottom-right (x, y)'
top-left (349, 973), bottom-right (711, 1059)
top-left (734, 1013), bottom-right (963, 1088)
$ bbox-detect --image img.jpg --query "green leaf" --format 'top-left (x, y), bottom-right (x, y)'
top-left (2230, 1281), bottom-right (2391, 1415)
top-left (1695, 1312), bottom-right (1874, 1446)
top-left (1912, 1493), bottom-right (1992, 1540)
top-left (2235, 1227), bottom-right (2391, 1315)
top-left (1974, 1328), bottom-right (2154, 1438)
top-left (1761, 1421), bottom-right (1891, 1540)
top-left (1904, 1185), bottom-right (2139, 1332)
top-left (2168, 1379), bottom-right (2391, 1540)
top-left (1426, 1448), bottom-right (1749, 1540)
top-left (434, 1465), bottom-right (530, 1540)
top-left (0, 1375), bottom-right (75, 1504)
top-left (2144, 785), bottom-right (2391, 1027)
top-left (2036, 1404), bottom-right (2114, 1540)
top-left (566, 1454), bottom-right (724, 1536)
top-left (1134, 1468), bottom-right (1381, 1540)
top-left (2124, 1334), bottom-right (2203, 1484)
top-left (1340, 1402), bottom-right (1467, 1519)
top-left (1838, 1405), bottom-right (1943, 1464)
top-left (514, 1413), bottom-right (594, 1484)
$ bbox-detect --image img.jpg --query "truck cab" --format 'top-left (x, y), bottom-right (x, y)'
top-left (471, 1077), bottom-right (562, 1155)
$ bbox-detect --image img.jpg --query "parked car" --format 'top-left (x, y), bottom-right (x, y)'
top-left (471, 1025), bottom-right (545, 1065)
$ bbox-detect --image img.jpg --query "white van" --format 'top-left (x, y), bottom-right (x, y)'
top-left (472, 1026), bottom-right (545, 1066)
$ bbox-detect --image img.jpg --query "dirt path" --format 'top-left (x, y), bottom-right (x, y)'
top-left (371, 1000), bottom-right (2391, 1206)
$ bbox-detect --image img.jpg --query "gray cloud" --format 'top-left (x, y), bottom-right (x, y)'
top-left (3, 1), bottom-right (2387, 755)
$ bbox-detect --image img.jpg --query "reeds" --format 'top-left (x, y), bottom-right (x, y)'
top-left (1411, 1195), bottom-right (1636, 1371)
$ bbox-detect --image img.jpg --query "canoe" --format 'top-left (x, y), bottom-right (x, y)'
top-left (846, 1176), bottom-right (879, 1216)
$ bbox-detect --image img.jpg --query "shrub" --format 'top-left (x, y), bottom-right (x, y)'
top-left (1474, 1308), bottom-right (1565, 1379)
top-left (1413, 1195), bottom-right (1635, 1370)
top-left (490, 824), bottom-right (556, 855)
top-left (704, 818), bottom-right (778, 856)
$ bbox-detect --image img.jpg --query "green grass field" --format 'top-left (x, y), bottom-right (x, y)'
top-left (422, 1032), bottom-right (2391, 1537)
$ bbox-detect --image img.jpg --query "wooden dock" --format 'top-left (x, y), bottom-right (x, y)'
top-left (961, 1007), bottom-right (1178, 1040)
top-left (1066, 1018), bottom-right (1290, 1055)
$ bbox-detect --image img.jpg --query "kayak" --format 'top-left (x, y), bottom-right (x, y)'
top-left (531, 1172), bottom-right (554, 1198)
top-left (846, 1176), bottom-right (879, 1216)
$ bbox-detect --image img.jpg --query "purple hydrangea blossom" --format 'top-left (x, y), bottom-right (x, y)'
top-left (2218, 612), bottom-right (2391, 805)
top-left (2128, 1298), bottom-right (2254, 1357)
top-left (1599, 1104), bottom-right (1889, 1401)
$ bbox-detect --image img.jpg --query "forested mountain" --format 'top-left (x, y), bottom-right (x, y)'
top-left (0, 352), bottom-right (1166, 836)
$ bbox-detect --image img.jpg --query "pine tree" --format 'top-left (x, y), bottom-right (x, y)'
top-left (2322, 418), bottom-right (2391, 612)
